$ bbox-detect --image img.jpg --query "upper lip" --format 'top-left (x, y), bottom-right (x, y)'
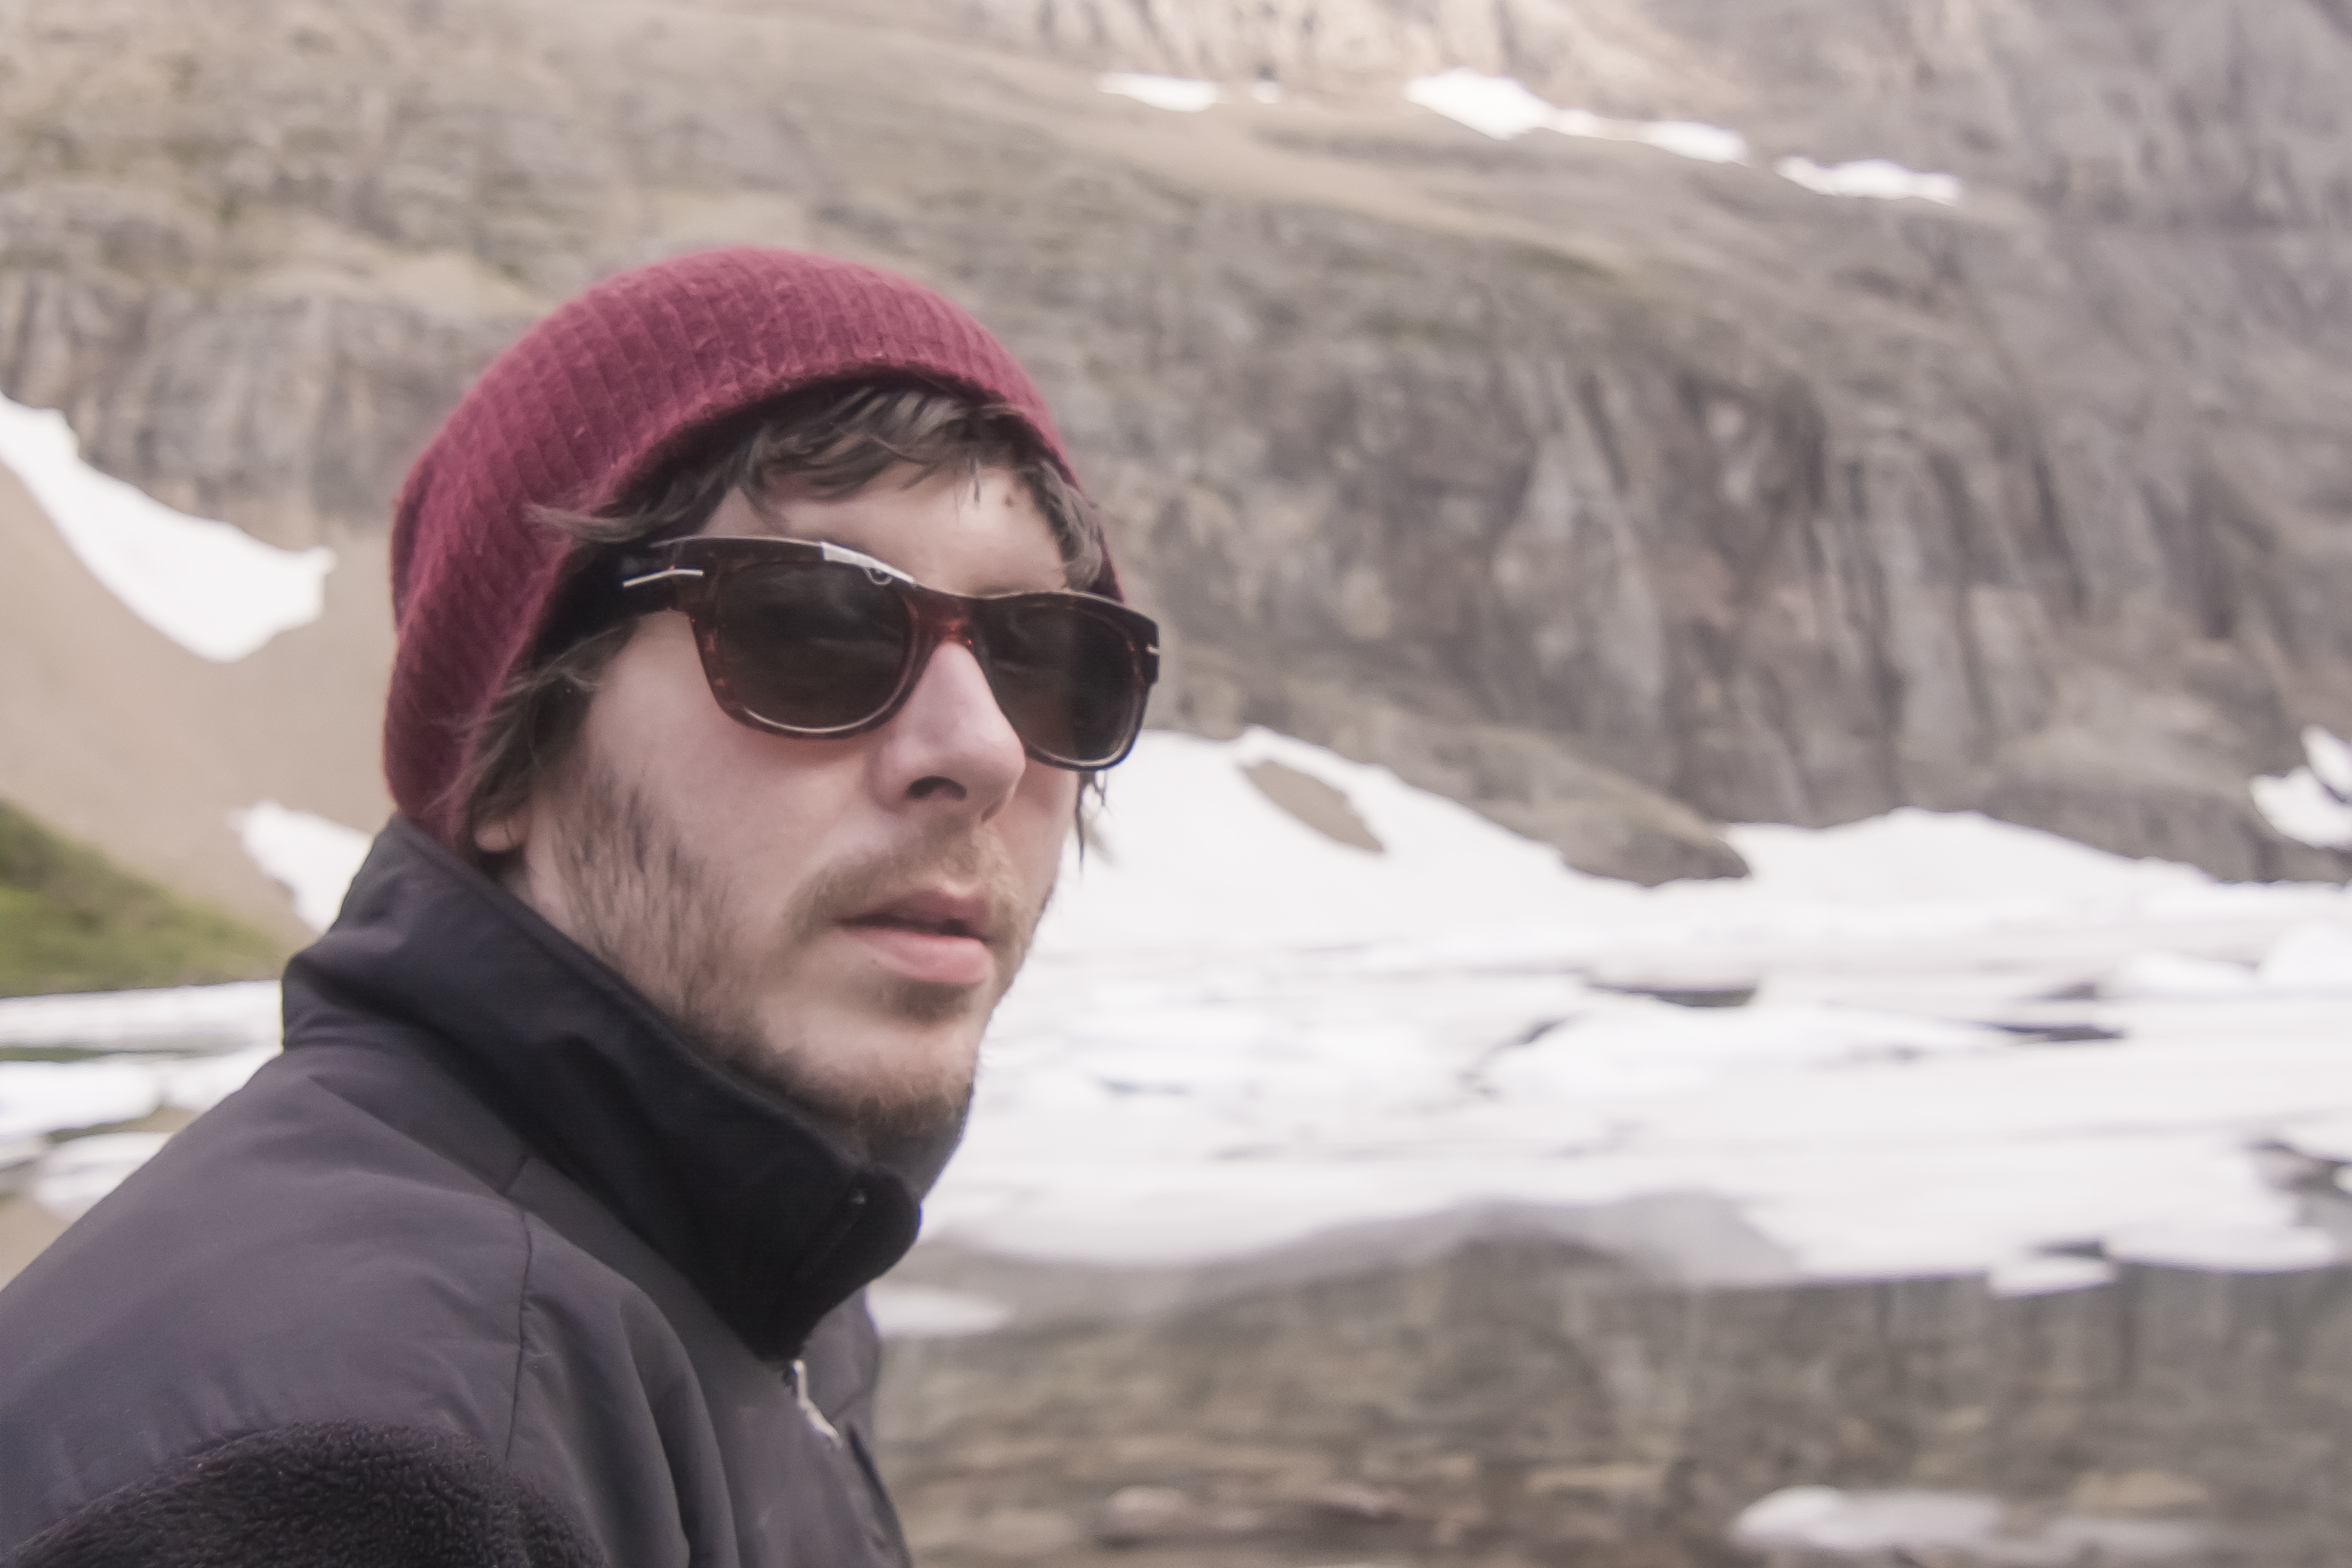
top-left (845, 887), bottom-right (994, 941)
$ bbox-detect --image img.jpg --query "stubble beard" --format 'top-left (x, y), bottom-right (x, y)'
top-left (542, 750), bottom-right (1044, 1171)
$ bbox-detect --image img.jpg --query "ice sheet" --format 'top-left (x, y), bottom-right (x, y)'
top-left (0, 394), bottom-right (333, 661)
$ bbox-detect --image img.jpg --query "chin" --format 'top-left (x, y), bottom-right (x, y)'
top-left (741, 991), bottom-right (985, 1150)
top-left (876, 974), bottom-right (990, 1027)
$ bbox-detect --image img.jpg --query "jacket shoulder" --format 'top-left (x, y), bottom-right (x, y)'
top-left (2, 1422), bottom-right (604, 1568)
top-left (0, 1041), bottom-right (670, 1549)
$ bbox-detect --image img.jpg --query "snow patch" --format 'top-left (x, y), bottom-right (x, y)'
top-left (867, 1285), bottom-right (1015, 1339)
top-left (0, 1044), bottom-right (273, 1147)
top-left (1405, 70), bottom-right (1748, 163)
top-left (156, 1044), bottom-right (279, 1114)
top-left (1406, 69), bottom-right (1559, 139)
top-left (232, 802), bottom-right (371, 932)
top-left (0, 979), bottom-right (280, 1146)
top-left (1734, 1487), bottom-right (2002, 1557)
top-left (1098, 73), bottom-right (1220, 113)
top-left (1988, 1254), bottom-right (2116, 1297)
top-left (2252, 726), bottom-right (2352, 850)
top-left (1590, 115), bottom-right (1748, 164)
top-left (2102, 951), bottom-right (2259, 1000)
top-left (1777, 156), bottom-right (1963, 205)
top-left (1483, 1003), bottom-right (1999, 1101)
top-left (2259, 923), bottom-right (2352, 990)
top-left (1730, 1486), bottom-right (2207, 1562)
top-left (0, 395), bottom-right (334, 661)
top-left (2105, 922), bottom-right (2352, 1000)
top-left (2310, 726), bottom-right (2352, 798)
top-left (2105, 1219), bottom-right (2340, 1274)
top-left (1728, 809), bottom-right (2211, 906)
top-left (0, 1062), bottom-right (161, 1142)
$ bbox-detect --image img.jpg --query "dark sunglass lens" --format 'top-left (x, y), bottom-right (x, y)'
top-left (980, 602), bottom-right (1142, 764)
top-left (713, 563), bottom-right (910, 731)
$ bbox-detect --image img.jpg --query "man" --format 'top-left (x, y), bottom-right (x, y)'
top-left (0, 248), bottom-right (1158, 1567)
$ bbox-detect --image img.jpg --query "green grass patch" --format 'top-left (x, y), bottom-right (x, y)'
top-left (0, 800), bottom-right (285, 998)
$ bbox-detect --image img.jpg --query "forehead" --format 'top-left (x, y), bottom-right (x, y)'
top-left (702, 467), bottom-right (1067, 598)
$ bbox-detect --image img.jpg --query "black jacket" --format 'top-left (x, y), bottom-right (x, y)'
top-left (0, 817), bottom-right (925, 1568)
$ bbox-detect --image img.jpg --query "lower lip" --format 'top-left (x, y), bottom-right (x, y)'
top-left (843, 922), bottom-right (996, 987)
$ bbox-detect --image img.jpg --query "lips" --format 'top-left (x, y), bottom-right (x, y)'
top-left (841, 888), bottom-right (997, 987)
top-left (847, 888), bottom-right (991, 940)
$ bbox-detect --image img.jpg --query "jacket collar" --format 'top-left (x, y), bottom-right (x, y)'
top-left (281, 815), bottom-right (920, 1360)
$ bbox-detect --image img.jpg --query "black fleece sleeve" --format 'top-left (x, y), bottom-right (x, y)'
top-left (2, 1422), bottom-right (603, 1568)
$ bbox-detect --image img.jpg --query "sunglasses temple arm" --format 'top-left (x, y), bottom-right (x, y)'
top-left (616, 563), bottom-right (707, 612)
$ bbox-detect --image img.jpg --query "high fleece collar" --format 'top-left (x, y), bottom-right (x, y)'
top-left (282, 816), bottom-right (920, 1361)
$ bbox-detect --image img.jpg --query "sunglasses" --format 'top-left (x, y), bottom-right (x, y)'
top-left (615, 537), bottom-right (1160, 770)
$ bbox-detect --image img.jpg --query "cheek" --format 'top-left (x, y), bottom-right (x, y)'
top-left (586, 630), bottom-right (860, 894)
top-left (1005, 766), bottom-right (1083, 893)
top-left (588, 637), bottom-right (743, 827)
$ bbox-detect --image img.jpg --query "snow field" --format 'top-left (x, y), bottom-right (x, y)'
top-left (6, 729), bottom-right (2351, 1300)
top-left (925, 730), bottom-right (2352, 1290)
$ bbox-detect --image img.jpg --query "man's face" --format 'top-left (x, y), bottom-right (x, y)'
top-left (488, 466), bottom-right (1080, 1167)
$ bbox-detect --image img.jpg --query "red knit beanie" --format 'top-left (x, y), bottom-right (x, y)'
top-left (384, 246), bottom-right (1111, 850)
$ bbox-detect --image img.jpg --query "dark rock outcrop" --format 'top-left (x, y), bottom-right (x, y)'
top-left (2, 0), bottom-right (2349, 881)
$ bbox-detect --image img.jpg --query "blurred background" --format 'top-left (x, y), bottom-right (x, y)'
top-left (6, 1), bottom-right (2352, 1563)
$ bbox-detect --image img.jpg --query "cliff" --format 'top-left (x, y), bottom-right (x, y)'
top-left (4, 0), bottom-right (2350, 883)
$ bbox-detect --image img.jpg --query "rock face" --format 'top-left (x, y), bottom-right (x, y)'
top-left (3, 0), bottom-right (2351, 881)
top-left (875, 1235), bottom-right (2352, 1567)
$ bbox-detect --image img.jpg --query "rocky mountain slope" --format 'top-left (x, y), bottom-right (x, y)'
top-left (2, 0), bottom-right (2349, 883)
top-left (0, 463), bottom-right (387, 942)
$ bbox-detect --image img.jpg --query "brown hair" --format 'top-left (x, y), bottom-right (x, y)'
top-left (456, 379), bottom-right (1106, 863)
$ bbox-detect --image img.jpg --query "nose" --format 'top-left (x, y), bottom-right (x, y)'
top-left (869, 638), bottom-right (1029, 817)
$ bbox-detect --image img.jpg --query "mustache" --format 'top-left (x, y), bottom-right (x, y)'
top-left (788, 822), bottom-right (1038, 965)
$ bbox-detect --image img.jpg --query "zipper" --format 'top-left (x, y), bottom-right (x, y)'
top-left (788, 1358), bottom-right (844, 1448)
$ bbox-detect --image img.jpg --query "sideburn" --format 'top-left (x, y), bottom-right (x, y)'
top-left (543, 749), bottom-right (766, 1073)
